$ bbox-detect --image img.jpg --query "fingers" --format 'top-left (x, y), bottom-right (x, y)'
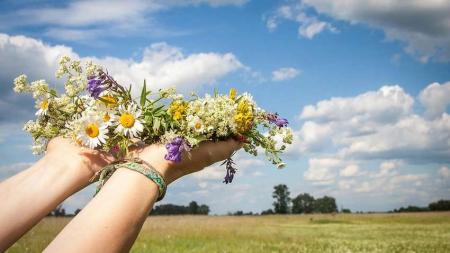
top-left (193, 139), bottom-right (243, 166)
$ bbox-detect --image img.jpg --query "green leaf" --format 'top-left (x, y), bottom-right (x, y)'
top-left (152, 105), bottom-right (165, 113)
top-left (49, 89), bottom-right (57, 97)
top-left (153, 116), bottom-right (160, 132)
top-left (140, 79), bottom-right (147, 107)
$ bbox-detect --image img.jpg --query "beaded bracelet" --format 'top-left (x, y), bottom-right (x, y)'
top-left (90, 158), bottom-right (167, 201)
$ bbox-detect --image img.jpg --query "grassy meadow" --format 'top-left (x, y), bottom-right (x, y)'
top-left (8, 212), bottom-right (450, 253)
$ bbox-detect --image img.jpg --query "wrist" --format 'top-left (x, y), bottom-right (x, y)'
top-left (128, 146), bottom-right (182, 185)
top-left (138, 157), bottom-right (182, 185)
top-left (42, 152), bottom-right (96, 184)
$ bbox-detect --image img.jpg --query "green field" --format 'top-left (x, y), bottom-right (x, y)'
top-left (8, 212), bottom-right (450, 253)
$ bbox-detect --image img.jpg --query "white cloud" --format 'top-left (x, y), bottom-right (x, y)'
top-left (295, 84), bottom-right (450, 164)
top-left (341, 162), bottom-right (427, 194)
top-left (12, 0), bottom-right (154, 27)
top-left (295, 122), bottom-right (332, 153)
top-left (419, 81), bottom-right (450, 119)
top-left (167, 0), bottom-right (249, 7)
top-left (192, 165), bottom-right (225, 181)
top-left (266, 4), bottom-right (337, 39)
top-left (301, 0), bottom-right (450, 62)
top-left (192, 154), bottom-right (264, 182)
top-left (0, 33), bottom-right (243, 123)
top-left (439, 166), bottom-right (450, 179)
top-left (340, 164), bottom-right (359, 177)
top-left (304, 158), bottom-right (342, 185)
top-left (271, 67), bottom-right (300, 81)
top-left (0, 0), bottom-right (249, 42)
top-left (300, 85), bottom-right (414, 123)
top-left (296, 82), bottom-right (450, 197)
top-left (87, 42), bottom-right (243, 93)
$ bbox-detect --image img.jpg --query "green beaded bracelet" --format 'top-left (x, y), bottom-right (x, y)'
top-left (91, 158), bottom-right (167, 202)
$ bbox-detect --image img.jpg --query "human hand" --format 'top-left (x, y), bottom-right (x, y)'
top-left (44, 137), bottom-right (115, 177)
top-left (129, 139), bottom-right (243, 185)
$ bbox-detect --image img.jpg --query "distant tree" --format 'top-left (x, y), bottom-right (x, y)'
top-left (313, 196), bottom-right (338, 213)
top-left (189, 201), bottom-right (199, 214)
top-left (272, 184), bottom-right (291, 214)
top-left (152, 204), bottom-right (189, 215)
top-left (341, 208), bottom-right (351, 213)
top-left (394, 206), bottom-right (428, 212)
top-left (429, 200), bottom-right (450, 211)
top-left (151, 201), bottom-right (210, 215)
top-left (233, 211), bottom-right (244, 216)
top-left (198, 204), bottom-right (210, 215)
top-left (292, 193), bottom-right (315, 214)
top-left (261, 209), bottom-right (274, 215)
top-left (51, 205), bottom-right (66, 217)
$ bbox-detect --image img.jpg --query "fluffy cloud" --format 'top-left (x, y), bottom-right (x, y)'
top-left (193, 154), bottom-right (265, 182)
top-left (439, 166), bottom-right (450, 179)
top-left (295, 82), bottom-right (450, 197)
top-left (296, 84), bottom-right (450, 164)
top-left (303, 158), bottom-right (342, 185)
top-left (340, 164), bottom-right (359, 177)
top-left (301, 0), bottom-right (450, 62)
top-left (0, 0), bottom-right (248, 42)
top-left (300, 85), bottom-right (414, 123)
top-left (271, 67), bottom-right (301, 81)
top-left (419, 81), bottom-right (450, 119)
top-left (266, 4), bottom-right (337, 39)
top-left (0, 33), bottom-right (243, 123)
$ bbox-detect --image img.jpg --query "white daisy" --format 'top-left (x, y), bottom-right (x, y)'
top-left (35, 98), bottom-right (49, 116)
top-left (187, 115), bottom-right (204, 133)
top-left (77, 115), bottom-right (108, 149)
top-left (114, 104), bottom-right (144, 138)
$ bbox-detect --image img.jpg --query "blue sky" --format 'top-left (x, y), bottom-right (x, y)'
top-left (0, 0), bottom-right (449, 214)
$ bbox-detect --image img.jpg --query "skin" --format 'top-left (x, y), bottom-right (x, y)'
top-left (0, 137), bottom-right (242, 252)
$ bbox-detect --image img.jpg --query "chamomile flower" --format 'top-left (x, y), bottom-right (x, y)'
top-left (35, 98), bottom-right (50, 116)
top-left (77, 115), bottom-right (108, 149)
top-left (187, 115), bottom-right (204, 134)
top-left (114, 104), bottom-right (143, 138)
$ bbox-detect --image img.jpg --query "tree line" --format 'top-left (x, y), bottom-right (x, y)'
top-left (47, 201), bottom-right (210, 217)
top-left (46, 185), bottom-right (450, 216)
top-left (391, 199), bottom-right (450, 213)
top-left (150, 201), bottom-right (210, 215)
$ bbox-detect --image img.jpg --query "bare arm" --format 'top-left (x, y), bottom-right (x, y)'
top-left (45, 139), bottom-right (242, 253)
top-left (0, 137), bottom-right (112, 251)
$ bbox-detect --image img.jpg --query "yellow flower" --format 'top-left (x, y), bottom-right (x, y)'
top-left (102, 112), bottom-right (111, 123)
top-left (119, 112), bottom-right (136, 128)
top-left (85, 123), bottom-right (100, 138)
top-left (168, 100), bottom-right (188, 121)
top-left (234, 99), bottom-right (253, 133)
top-left (229, 88), bottom-right (237, 100)
top-left (100, 95), bottom-right (117, 108)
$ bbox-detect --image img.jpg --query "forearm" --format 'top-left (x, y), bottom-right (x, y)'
top-left (45, 168), bottom-right (158, 253)
top-left (0, 156), bottom-right (93, 251)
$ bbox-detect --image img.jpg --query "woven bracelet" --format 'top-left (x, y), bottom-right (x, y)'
top-left (91, 158), bottom-right (167, 202)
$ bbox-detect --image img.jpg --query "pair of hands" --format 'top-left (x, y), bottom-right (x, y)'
top-left (45, 137), bottom-right (243, 185)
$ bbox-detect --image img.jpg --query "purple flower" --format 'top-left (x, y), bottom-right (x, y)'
top-left (164, 137), bottom-right (190, 162)
top-left (267, 113), bottom-right (289, 127)
top-left (222, 158), bottom-right (237, 184)
top-left (87, 76), bottom-right (107, 98)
